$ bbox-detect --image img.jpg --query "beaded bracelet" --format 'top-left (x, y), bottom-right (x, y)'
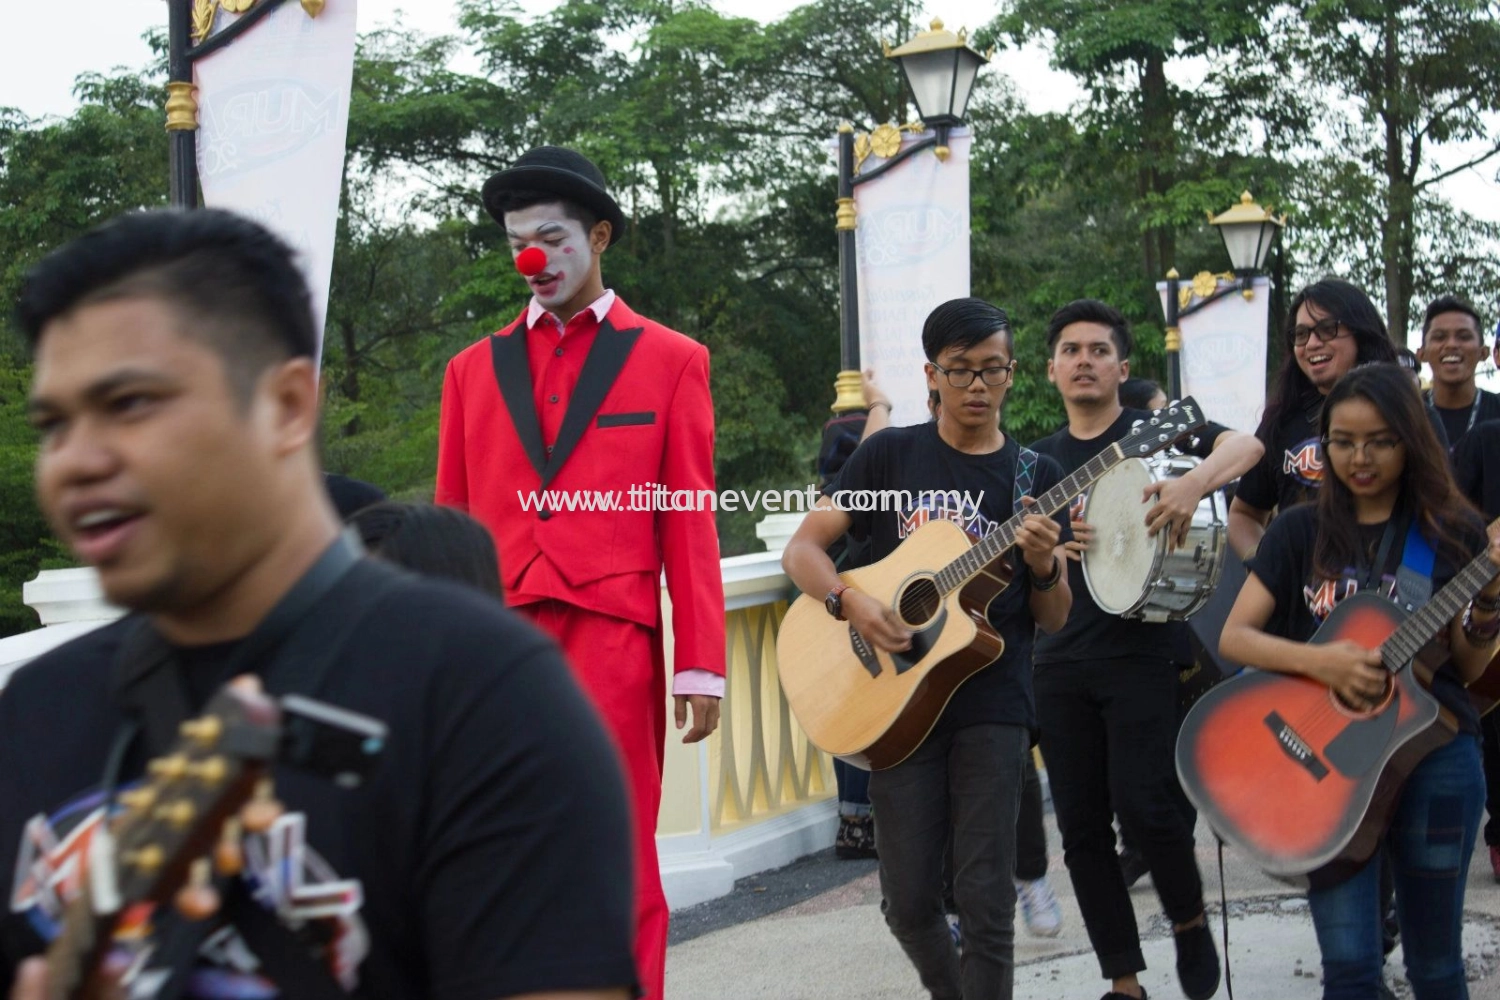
top-left (1463, 604), bottom-right (1500, 644)
top-left (1031, 556), bottom-right (1062, 592)
top-left (1474, 590), bottom-right (1500, 613)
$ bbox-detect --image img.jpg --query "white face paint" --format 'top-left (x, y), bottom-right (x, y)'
top-left (505, 203), bottom-right (596, 312)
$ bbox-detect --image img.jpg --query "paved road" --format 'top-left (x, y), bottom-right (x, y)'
top-left (666, 810), bottom-right (1500, 999)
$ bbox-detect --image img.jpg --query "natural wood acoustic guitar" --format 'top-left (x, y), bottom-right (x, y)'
top-left (776, 398), bottom-right (1207, 770)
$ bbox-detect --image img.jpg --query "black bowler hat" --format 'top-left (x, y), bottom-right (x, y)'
top-left (481, 146), bottom-right (626, 247)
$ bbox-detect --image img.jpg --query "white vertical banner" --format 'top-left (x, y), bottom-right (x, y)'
top-left (1157, 276), bottom-right (1273, 434)
top-left (853, 129), bottom-right (972, 428)
top-left (195, 0), bottom-right (358, 367)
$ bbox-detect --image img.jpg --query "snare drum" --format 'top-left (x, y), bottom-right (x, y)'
top-left (1079, 454), bottom-right (1226, 623)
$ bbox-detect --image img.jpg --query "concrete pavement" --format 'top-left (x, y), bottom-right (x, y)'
top-left (666, 809), bottom-right (1500, 999)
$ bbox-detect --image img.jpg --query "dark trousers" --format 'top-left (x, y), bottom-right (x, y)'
top-left (835, 756), bottom-right (872, 816)
top-left (1015, 750), bottom-right (1048, 882)
top-left (869, 723), bottom-right (1028, 1000)
top-left (1482, 712), bottom-right (1500, 847)
top-left (1035, 657), bottom-right (1205, 979)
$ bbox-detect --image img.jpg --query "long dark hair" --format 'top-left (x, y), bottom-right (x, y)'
top-left (1313, 364), bottom-right (1478, 580)
top-left (349, 502), bottom-right (503, 598)
top-left (1261, 279), bottom-right (1397, 435)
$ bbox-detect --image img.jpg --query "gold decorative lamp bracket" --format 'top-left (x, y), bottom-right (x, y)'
top-left (832, 370), bottom-right (867, 414)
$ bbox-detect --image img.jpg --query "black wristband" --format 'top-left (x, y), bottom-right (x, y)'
top-left (1030, 556), bottom-right (1062, 592)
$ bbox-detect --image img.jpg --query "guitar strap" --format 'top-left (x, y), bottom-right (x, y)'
top-left (102, 531), bottom-right (376, 1000)
top-left (1013, 446), bottom-right (1038, 516)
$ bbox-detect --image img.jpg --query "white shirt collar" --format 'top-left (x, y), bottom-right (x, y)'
top-left (526, 289), bottom-right (616, 334)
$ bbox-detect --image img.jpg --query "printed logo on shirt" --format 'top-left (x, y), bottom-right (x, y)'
top-left (1282, 437), bottom-right (1325, 489)
top-left (896, 491), bottom-right (998, 543)
top-left (9, 784), bottom-right (368, 998)
top-left (1304, 570), bottom-right (1397, 623)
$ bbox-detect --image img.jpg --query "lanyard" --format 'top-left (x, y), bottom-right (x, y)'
top-left (1425, 387), bottom-right (1482, 443)
top-left (1360, 512), bottom-right (1405, 594)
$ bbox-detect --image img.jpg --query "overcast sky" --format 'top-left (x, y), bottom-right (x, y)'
top-left (3, 0), bottom-right (1496, 350)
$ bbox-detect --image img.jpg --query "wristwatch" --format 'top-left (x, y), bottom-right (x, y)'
top-left (825, 584), bottom-right (851, 621)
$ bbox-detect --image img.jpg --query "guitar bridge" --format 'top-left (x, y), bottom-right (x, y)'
top-left (849, 627), bottom-right (881, 679)
top-left (1264, 711), bottom-right (1329, 781)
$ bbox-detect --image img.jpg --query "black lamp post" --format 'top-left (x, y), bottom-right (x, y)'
top-left (830, 19), bottom-right (989, 412)
top-left (1163, 191), bottom-right (1286, 399)
top-left (165, 0), bottom-right (326, 209)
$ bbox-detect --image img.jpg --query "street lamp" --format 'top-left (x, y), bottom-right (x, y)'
top-left (1162, 191), bottom-right (1286, 399)
top-left (830, 19), bottom-right (990, 412)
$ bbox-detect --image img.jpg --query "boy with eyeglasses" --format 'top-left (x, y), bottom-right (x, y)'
top-left (783, 297), bottom-right (1072, 1000)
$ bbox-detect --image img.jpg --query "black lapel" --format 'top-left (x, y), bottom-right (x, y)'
top-left (489, 329), bottom-right (548, 478)
top-left (543, 318), bottom-right (644, 487)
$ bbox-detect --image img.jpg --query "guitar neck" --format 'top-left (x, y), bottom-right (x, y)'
top-left (1381, 546), bottom-right (1498, 669)
top-left (935, 442), bottom-right (1125, 594)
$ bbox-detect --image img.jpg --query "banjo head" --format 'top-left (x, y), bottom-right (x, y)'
top-left (1080, 457), bottom-right (1157, 615)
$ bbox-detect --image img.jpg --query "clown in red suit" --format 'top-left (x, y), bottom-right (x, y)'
top-left (436, 146), bottom-right (725, 999)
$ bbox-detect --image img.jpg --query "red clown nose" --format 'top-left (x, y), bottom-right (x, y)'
top-left (515, 247), bottom-right (547, 277)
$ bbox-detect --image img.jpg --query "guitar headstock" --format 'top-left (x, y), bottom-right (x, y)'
top-left (1118, 396), bottom-right (1207, 459)
top-left (107, 682), bottom-right (283, 911)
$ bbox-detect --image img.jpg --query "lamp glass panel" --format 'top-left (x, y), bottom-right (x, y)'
top-left (900, 49), bottom-right (958, 120)
top-left (1219, 221), bottom-right (1268, 271)
top-left (950, 49), bottom-right (984, 120)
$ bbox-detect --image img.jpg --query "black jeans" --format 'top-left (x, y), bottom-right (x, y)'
top-left (1482, 711), bottom-right (1500, 847)
top-left (1015, 750), bottom-right (1048, 882)
top-left (1035, 657), bottom-right (1205, 980)
top-left (869, 723), bottom-right (1028, 1000)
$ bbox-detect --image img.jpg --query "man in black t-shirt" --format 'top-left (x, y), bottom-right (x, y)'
top-left (1030, 299), bottom-right (1263, 1000)
top-left (783, 298), bottom-right (1071, 1000)
top-left (1, 210), bottom-right (635, 1000)
top-left (1416, 294), bottom-right (1500, 451)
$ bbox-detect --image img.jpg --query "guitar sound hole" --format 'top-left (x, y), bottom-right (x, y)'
top-left (897, 577), bottom-right (942, 628)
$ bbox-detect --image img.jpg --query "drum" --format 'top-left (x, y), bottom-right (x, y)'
top-left (1080, 454), bottom-right (1226, 623)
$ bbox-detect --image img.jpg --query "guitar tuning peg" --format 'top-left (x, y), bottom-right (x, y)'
top-left (240, 778), bottom-right (284, 834)
top-left (153, 799), bottom-right (197, 830)
top-left (174, 858), bottom-right (221, 922)
top-left (215, 818), bottom-right (244, 877)
top-left (123, 845), bottom-right (165, 873)
top-left (118, 787), bottom-right (157, 813)
top-left (187, 756), bottom-right (228, 785)
top-left (148, 754), bottom-right (190, 780)
top-left (179, 716), bottom-right (224, 747)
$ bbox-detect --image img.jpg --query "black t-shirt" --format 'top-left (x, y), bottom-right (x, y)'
top-left (1455, 419), bottom-right (1500, 519)
top-left (1029, 407), bottom-right (1229, 666)
top-left (1239, 391), bottom-right (1452, 513)
top-left (824, 422), bottom-right (1070, 733)
top-left (1246, 504), bottom-right (1483, 734)
top-left (0, 561), bottom-right (637, 999)
top-left (1430, 388), bottom-right (1500, 453)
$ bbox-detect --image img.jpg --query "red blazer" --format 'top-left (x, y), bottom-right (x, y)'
top-left (436, 297), bottom-right (725, 677)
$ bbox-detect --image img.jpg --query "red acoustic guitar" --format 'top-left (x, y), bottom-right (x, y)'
top-left (1176, 546), bottom-right (1498, 887)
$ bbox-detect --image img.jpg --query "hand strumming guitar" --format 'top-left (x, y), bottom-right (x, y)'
top-left (1312, 640), bottom-right (1388, 711)
top-left (844, 589), bottom-right (913, 652)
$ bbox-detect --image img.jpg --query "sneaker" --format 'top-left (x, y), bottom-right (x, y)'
top-left (1119, 847), bottom-right (1149, 888)
top-left (1174, 920), bottom-right (1220, 1000)
top-left (1015, 876), bottom-right (1063, 937)
top-left (946, 911), bottom-right (963, 954)
top-left (834, 814), bottom-right (877, 859)
top-left (1490, 844), bottom-right (1500, 883)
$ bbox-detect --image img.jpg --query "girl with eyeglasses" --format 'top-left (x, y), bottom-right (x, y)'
top-left (1221, 363), bottom-right (1500, 999)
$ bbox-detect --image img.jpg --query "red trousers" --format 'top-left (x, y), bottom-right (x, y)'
top-left (522, 600), bottom-right (669, 999)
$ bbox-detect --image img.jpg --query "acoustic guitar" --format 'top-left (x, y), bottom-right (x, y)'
top-left (776, 399), bottom-right (1207, 771)
top-left (1175, 543), bottom-right (1500, 887)
top-left (40, 683), bottom-right (385, 999)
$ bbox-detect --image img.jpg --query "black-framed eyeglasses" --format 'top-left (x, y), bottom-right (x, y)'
top-left (931, 361), bottom-right (1016, 388)
top-left (1290, 317), bottom-right (1351, 347)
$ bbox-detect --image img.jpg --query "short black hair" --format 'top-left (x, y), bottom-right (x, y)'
top-left (921, 298), bottom-right (1013, 363)
top-left (1119, 377), bottom-right (1162, 410)
top-left (1421, 294), bottom-right (1483, 340)
top-left (489, 189), bottom-right (601, 234)
top-left (16, 209), bottom-right (315, 401)
top-left (349, 502), bottom-right (502, 598)
top-left (1046, 299), bottom-right (1133, 360)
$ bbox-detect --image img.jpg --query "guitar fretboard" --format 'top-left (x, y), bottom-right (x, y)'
top-left (1381, 548), bottom-right (1499, 668)
top-left (934, 445), bottom-right (1123, 594)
